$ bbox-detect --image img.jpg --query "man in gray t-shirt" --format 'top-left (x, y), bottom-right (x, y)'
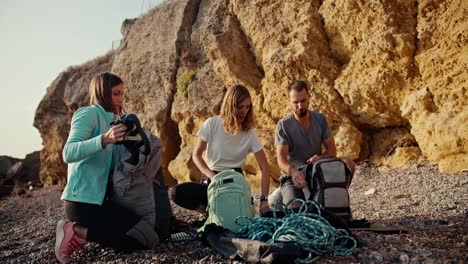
top-left (275, 112), bottom-right (332, 169)
top-left (271, 80), bottom-right (355, 208)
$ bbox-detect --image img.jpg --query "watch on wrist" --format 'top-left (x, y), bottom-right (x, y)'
top-left (259, 195), bottom-right (268, 202)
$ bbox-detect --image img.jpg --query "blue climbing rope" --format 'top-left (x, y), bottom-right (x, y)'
top-left (235, 199), bottom-right (357, 263)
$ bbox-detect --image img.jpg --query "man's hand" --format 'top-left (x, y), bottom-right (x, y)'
top-left (259, 201), bottom-right (270, 215)
top-left (306, 155), bottom-right (321, 164)
top-left (290, 168), bottom-right (307, 188)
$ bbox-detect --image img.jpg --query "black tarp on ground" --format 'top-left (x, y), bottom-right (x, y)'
top-left (201, 224), bottom-right (308, 264)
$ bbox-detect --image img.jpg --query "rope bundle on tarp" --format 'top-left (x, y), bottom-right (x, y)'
top-left (236, 199), bottom-right (357, 263)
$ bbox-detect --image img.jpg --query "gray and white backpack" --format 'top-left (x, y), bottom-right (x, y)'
top-left (302, 157), bottom-right (353, 222)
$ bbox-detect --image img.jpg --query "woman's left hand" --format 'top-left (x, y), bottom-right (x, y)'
top-left (259, 200), bottom-right (270, 215)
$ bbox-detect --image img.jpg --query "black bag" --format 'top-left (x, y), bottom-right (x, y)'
top-left (302, 157), bottom-right (353, 222)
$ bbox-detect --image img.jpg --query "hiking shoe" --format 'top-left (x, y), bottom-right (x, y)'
top-left (169, 231), bottom-right (200, 242)
top-left (55, 220), bottom-right (86, 263)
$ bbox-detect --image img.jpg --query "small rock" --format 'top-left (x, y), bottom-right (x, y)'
top-left (438, 219), bottom-right (449, 225)
top-left (365, 188), bottom-right (376, 195)
top-left (445, 205), bottom-right (457, 210)
top-left (410, 256), bottom-right (422, 264)
top-left (399, 253), bottom-right (410, 264)
top-left (199, 255), bottom-right (209, 262)
top-left (455, 242), bottom-right (465, 248)
top-left (402, 246), bottom-right (412, 253)
top-left (358, 254), bottom-right (366, 262)
top-left (415, 247), bottom-right (432, 257)
top-left (369, 251), bottom-right (384, 263)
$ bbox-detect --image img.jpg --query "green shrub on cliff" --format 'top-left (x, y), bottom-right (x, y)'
top-left (177, 70), bottom-right (197, 99)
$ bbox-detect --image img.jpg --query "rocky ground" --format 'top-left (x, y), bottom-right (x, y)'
top-left (0, 162), bottom-right (466, 263)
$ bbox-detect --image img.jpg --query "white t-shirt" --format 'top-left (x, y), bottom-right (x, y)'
top-left (197, 116), bottom-right (263, 172)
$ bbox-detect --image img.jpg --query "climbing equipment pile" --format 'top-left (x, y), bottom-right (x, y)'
top-left (236, 199), bottom-right (357, 263)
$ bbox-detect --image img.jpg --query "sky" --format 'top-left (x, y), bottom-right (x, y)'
top-left (0, 0), bottom-right (162, 159)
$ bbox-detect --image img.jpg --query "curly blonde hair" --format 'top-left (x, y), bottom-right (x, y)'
top-left (221, 84), bottom-right (255, 134)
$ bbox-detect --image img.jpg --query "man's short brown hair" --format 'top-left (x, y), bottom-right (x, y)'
top-left (287, 80), bottom-right (309, 95)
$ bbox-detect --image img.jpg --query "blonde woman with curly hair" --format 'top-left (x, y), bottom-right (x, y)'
top-left (169, 84), bottom-right (270, 215)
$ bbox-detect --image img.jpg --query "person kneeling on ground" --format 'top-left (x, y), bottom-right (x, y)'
top-left (270, 80), bottom-right (355, 209)
top-left (169, 84), bottom-right (270, 216)
top-left (54, 73), bottom-right (158, 264)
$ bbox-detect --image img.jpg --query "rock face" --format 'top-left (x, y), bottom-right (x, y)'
top-left (34, 0), bottom-right (467, 187)
top-left (401, 0), bottom-right (468, 173)
top-left (0, 151), bottom-right (40, 197)
top-left (320, 0), bottom-right (419, 128)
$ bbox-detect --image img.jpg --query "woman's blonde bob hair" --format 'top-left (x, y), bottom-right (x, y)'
top-left (220, 84), bottom-right (255, 134)
top-left (89, 72), bottom-right (123, 114)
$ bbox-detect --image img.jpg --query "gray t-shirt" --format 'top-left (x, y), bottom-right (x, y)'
top-left (275, 111), bottom-right (332, 169)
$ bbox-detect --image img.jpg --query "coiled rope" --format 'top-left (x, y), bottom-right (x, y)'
top-left (235, 199), bottom-right (357, 263)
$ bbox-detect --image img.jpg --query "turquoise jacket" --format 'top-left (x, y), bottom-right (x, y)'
top-left (61, 104), bottom-right (116, 205)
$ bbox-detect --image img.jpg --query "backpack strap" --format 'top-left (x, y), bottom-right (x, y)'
top-left (300, 164), bottom-right (313, 200)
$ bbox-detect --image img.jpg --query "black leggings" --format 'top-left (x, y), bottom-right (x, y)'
top-left (169, 182), bottom-right (208, 210)
top-left (64, 200), bottom-right (143, 252)
top-left (169, 168), bottom-right (242, 210)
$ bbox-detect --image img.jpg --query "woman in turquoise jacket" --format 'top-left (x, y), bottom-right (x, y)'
top-left (55, 73), bottom-right (159, 263)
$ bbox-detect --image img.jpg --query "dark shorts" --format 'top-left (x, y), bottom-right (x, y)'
top-left (169, 168), bottom-right (243, 211)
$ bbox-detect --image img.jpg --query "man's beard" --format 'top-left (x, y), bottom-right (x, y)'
top-left (298, 109), bottom-right (307, 117)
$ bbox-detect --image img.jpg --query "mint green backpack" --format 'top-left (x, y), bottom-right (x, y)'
top-left (201, 170), bottom-right (255, 232)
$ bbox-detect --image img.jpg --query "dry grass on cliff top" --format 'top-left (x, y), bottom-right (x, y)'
top-left (0, 162), bottom-right (466, 263)
top-left (65, 49), bottom-right (115, 74)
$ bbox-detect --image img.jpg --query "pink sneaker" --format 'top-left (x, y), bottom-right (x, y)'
top-left (55, 220), bottom-right (86, 263)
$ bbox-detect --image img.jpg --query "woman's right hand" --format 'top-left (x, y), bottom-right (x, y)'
top-left (207, 170), bottom-right (216, 179)
top-left (192, 137), bottom-right (217, 179)
top-left (102, 123), bottom-right (127, 147)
